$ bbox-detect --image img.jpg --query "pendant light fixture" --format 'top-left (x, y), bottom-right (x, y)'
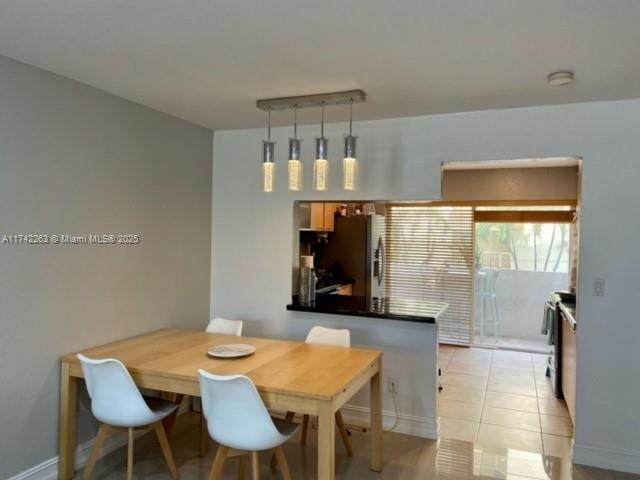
top-left (262, 107), bottom-right (275, 193)
top-left (313, 102), bottom-right (329, 191)
top-left (343, 98), bottom-right (358, 191)
top-left (288, 105), bottom-right (303, 191)
top-left (256, 90), bottom-right (366, 193)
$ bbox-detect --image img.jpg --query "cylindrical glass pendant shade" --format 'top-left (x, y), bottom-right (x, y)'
top-left (263, 162), bottom-right (275, 192)
top-left (313, 159), bottom-right (329, 191)
top-left (262, 140), bottom-right (275, 193)
top-left (313, 137), bottom-right (329, 191)
top-left (343, 157), bottom-right (358, 191)
top-left (343, 135), bottom-right (358, 191)
top-left (288, 138), bottom-right (303, 191)
top-left (288, 160), bottom-right (302, 191)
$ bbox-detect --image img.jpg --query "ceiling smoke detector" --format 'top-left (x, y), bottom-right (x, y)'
top-left (547, 71), bottom-right (575, 86)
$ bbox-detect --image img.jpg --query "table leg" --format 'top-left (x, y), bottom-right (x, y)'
top-left (59, 362), bottom-right (79, 480)
top-left (370, 367), bottom-right (383, 472)
top-left (317, 401), bottom-right (335, 480)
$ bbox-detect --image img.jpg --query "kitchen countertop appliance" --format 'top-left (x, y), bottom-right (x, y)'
top-left (544, 291), bottom-right (576, 397)
top-left (299, 255), bottom-right (317, 305)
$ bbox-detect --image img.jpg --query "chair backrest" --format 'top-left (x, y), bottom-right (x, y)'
top-left (198, 370), bottom-right (282, 451)
top-left (78, 354), bottom-right (155, 427)
top-left (305, 326), bottom-right (351, 347)
top-left (205, 317), bottom-right (243, 336)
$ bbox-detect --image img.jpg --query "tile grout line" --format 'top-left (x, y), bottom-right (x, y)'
top-left (532, 352), bottom-right (546, 454)
top-left (475, 349), bottom-right (492, 443)
top-left (443, 346), bottom-right (566, 449)
top-left (481, 351), bottom-right (538, 434)
top-left (483, 350), bottom-right (548, 451)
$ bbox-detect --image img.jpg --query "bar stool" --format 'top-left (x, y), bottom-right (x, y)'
top-left (478, 269), bottom-right (501, 342)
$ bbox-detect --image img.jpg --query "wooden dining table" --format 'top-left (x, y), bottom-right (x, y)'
top-left (59, 328), bottom-right (383, 480)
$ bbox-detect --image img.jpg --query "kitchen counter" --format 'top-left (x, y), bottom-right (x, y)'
top-left (287, 294), bottom-right (448, 323)
top-left (559, 301), bottom-right (577, 331)
top-left (550, 291), bottom-right (577, 330)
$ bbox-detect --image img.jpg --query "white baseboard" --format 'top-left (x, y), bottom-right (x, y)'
top-left (8, 432), bottom-right (134, 480)
top-left (9, 405), bottom-right (190, 480)
top-left (6, 457), bottom-right (59, 480)
top-left (573, 442), bottom-right (640, 475)
top-left (340, 404), bottom-right (438, 439)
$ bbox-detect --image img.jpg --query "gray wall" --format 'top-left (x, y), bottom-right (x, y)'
top-left (212, 99), bottom-right (640, 473)
top-left (0, 55), bottom-right (213, 478)
top-left (477, 271), bottom-right (569, 339)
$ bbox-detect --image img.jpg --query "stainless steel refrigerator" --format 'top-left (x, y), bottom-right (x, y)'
top-left (318, 213), bottom-right (386, 298)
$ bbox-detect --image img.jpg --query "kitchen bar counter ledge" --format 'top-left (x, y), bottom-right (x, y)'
top-left (288, 294), bottom-right (449, 324)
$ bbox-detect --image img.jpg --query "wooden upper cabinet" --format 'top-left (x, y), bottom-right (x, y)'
top-left (304, 202), bottom-right (337, 232)
top-left (310, 203), bottom-right (325, 231)
top-left (323, 203), bottom-right (338, 231)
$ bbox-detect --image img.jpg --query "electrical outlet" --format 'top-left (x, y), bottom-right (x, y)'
top-left (593, 277), bottom-right (605, 296)
top-left (388, 377), bottom-right (399, 394)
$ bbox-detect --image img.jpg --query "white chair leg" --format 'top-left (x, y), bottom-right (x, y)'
top-left (82, 424), bottom-right (109, 480)
top-left (127, 428), bottom-right (134, 480)
top-left (335, 410), bottom-right (353, 456)
top-left (237, 455), bottom-right (246, 480)
top-left (274, 446), bottom-right (292, 480)
top-left (209, 445), bottom-right (229, 480)
top-left (154, 422), bottom-right (180, 479)
top-left (250, 451), bottom-right (260, 480)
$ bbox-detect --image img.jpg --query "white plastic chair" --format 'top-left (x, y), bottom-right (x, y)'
top-left (198, 317), bottom-right (244, 455)
top-left (306, 325), bottom-right (351, 347)
top-left (78, 354), bottom-right (179, 480)
top-left (286, 326), bottom-right (354, 456)
top-left (205, 317), bottom-right (243, 336)
top-left (199, 370), bottom-right (298, 480)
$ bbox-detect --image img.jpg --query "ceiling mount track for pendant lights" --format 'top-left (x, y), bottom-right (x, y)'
top-left (257, 90), bottom-right (366, 111)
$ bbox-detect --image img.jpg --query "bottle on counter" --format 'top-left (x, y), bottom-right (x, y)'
top-left (299, 255), bottom-right (317, 305)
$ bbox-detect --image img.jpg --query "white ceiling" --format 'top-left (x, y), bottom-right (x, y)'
top-left (1, 0), bottom-right (639, 130)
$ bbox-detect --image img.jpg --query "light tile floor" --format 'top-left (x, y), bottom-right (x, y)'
top-left (84, 346), bottom-right (640, 479)
top-left (439, 344), bottom-right (572, 459)
top-left (86, 413), bottom-right (640, 480)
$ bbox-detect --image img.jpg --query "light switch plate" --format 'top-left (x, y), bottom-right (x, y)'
top-left (593, 278), bottom-right (605, 296)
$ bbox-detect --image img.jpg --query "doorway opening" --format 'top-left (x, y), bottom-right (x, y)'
top-left (437, 157), bottom-right (581, 457)
top-left (439, 157), bottom-right (581, 354)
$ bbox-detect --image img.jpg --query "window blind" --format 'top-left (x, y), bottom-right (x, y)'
top-left (385, 205), bottom-right (474, 345)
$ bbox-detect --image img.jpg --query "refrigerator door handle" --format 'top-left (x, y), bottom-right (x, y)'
top-left (375, 237), bottom-right (385, 287)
